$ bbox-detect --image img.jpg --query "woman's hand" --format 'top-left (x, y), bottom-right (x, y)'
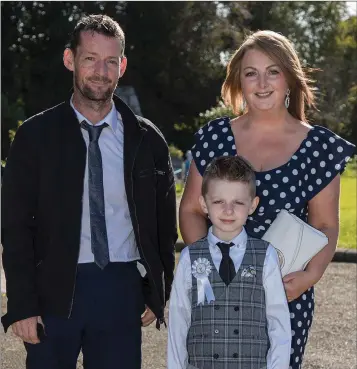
top-left (283, 270), bottom-right (318, 302)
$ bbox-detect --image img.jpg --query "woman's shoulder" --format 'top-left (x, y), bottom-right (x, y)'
top-left (193, 116), bottom-right (231, 139)
top-left (191, 116), bottom-right (234, 176)
top-left (306, 125), bottom-right (355, 156)
top-left (296, 124), bottom-right (355, 200)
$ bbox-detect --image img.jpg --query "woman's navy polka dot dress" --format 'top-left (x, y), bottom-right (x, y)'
top-left (191, 116), bottom-right (355, 368)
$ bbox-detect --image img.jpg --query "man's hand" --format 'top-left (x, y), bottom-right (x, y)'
top-left (141, 306), bottom-right (156, 327)
top-left (11, 316), bottom-right (43, 344)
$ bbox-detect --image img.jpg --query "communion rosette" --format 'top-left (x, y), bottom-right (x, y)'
top-left (191, 258), bottom-right (215, 305)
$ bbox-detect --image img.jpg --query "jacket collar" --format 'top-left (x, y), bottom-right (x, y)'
top-left (70, 96), bottom-right (118, 132)
top-left (64, 92), bottom-right (147, 137)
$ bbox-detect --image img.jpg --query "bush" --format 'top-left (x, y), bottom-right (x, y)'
top-left (169, 144), bottom-right (183, 160)
top-left (173, 100), bottom-right (238, 151)
top-left (194, 100), bottom-right (235, 128)
top-left (343, 156), bottom-right (357, 177)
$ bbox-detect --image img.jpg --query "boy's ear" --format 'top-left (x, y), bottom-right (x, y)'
top-left (199, 195), bottom-right (208, 215)
top-left (248, 196), bottom-right (260, 215)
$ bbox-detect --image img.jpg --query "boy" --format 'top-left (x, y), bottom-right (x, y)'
top-left (167, 156), bottom-right (291, 369)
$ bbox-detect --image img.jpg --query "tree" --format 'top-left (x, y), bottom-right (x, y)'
top-left (2, 1), bottom-right (355, 159)
top-left (1, 1), bottom-right (242, 159)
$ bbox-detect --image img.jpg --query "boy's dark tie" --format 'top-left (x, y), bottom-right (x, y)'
top-left (216, 242), bottom-right (236, 286)
top-left (81, 120), bottom-right (109, 269)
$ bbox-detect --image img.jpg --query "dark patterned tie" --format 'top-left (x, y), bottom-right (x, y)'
top-left (216, 242), bottom-right (236, 286)
top-left (81, 120), bottom-right (109, 269)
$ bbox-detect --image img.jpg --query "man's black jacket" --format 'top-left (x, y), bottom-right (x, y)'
top-left (1, 94), bottom-right (177, 332)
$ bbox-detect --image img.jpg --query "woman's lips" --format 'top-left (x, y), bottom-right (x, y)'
top-left (255, 91), bottom-right (273, 98)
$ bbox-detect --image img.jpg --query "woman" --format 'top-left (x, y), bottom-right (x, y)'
top-left (179, 30), bottom-right (355, 368)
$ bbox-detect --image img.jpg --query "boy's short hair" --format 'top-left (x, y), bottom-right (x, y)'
top-left (202, 156), bottom-right (256, 198)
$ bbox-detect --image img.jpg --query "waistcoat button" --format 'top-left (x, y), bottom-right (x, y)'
top-left (213, 354), bottom-right (219, 359)
top-left (214, 305), bottom-right (220, 310)
top-left (233, 353), bottom-right (238, 358)
top-left (234, 306), bottom-right (239, 311)
top-left (214, 329), bottom-right (219, 334)
top-left (234, 329), bottom-right (239, 334)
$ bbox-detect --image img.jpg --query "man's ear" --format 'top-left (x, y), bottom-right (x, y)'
top-left (249, 196), bottom-right (260, 215)
top-left (199, 195), bottom-right (208, 215)
top-left (119, 56), bottom-right (127, 78)
top-left (63, 48), bottom-right (75, 72)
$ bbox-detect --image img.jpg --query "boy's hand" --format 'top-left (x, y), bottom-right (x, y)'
top-left (283, 270), bottom-right (316, 302)
top-left (141, 306), bottom-right (156, 327)
top-left (11, 316), bottom-right (43, 344)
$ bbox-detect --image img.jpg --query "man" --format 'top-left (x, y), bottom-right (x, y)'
top-left (1, 14), bottom-right (177, 369)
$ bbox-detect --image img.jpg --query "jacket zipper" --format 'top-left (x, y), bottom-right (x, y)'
top-left (131, 134), bottom-right (165, 326)
top-left (68, 213), bottom-right (81, 318)
top-left (68, 263), bottom-right (78, 318)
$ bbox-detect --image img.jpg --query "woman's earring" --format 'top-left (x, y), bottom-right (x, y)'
top-left (285, 89), bottom-right (290, 109)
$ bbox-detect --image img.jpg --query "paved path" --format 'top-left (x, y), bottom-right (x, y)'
top-left (1, 262), bottom-right (356, 369)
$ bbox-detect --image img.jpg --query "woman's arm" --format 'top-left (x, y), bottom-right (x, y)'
top-left (305, 174), bottom-right (340, 283)
top-left (283, 175), bottom-right (340, 300)
top-left (179, 161), bottom-right (208, 244)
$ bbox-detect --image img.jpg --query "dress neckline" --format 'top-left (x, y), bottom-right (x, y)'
top-left (226, 117), bottom-right (316, 175)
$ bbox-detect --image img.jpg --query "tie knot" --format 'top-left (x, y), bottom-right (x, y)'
top-left (81, 121), bottom-right (109, 142)
top-left (216, 242), bottom-right (234, 255)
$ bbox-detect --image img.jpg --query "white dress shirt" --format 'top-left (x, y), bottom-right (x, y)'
top-left (167, 227), bottom-right (291, 369)
top-left (70, 99), bottom-right (140, 263)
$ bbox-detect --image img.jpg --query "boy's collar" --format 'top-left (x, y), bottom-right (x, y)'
top-left (208, 227), bottom-right (247, 249)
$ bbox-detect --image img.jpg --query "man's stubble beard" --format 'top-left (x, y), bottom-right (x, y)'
top-left (74, 74), bottom-right (117, 105)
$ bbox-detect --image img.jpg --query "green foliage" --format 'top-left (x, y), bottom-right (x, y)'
top-left (169, 144), bottom-right (183, 160)
top-left (175, 182), bottom-right (184, 196)
top-left (1, 93), bottom-right (25, 160)
top-left (309, 15), bottom-right (357, 145)
top-left (339, 174), bottom-right (356, 249)
top-left (173, 100), bottom-right (236, 151)
top-left (343, 156), bottom-right (357, 178)
top-left (194, 100), bottom-right (235, 128)
top-left (9, 120), bottom-right (24, 144)
top-left (1, 1), bottom-right (356, 158)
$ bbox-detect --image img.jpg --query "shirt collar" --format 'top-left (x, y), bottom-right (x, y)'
top-left (208, 226), bottom-right (247, 249)
top-left (70, 95), bottom-right (118, 132)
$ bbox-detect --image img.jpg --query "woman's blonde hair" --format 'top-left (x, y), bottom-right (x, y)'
top-left (221, 30), bottom-right (316, 122)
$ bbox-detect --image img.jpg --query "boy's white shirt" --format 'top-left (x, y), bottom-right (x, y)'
top-left (167, 227), bottom-right (291, 369)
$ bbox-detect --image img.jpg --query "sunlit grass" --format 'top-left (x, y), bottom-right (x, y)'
top-left (339, 174), bottom-right (356, 249)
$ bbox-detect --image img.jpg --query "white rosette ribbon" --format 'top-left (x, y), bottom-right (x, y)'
top-left (191, 258), bottom-right (215, 305)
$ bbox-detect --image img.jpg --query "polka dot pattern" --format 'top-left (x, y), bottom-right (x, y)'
top-left (192, 119), bottom-right (355, 213)
top-left (288, 288), bottom-right (315, 368)
top-left (190, 117), bottom-right (356, 369)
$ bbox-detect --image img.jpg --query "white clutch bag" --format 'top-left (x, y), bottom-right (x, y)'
top-left (262, 209), bottom-right (328, 277)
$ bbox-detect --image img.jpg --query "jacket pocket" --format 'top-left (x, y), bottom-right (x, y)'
top-left (138, 168), bottom-right (157, 178)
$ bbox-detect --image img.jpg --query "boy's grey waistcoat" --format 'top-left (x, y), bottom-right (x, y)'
top-left (187, 236), bottom-right (270, 369)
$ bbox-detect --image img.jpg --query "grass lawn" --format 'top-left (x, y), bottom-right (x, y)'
top-left (339, 171), bottom-right (356, 249)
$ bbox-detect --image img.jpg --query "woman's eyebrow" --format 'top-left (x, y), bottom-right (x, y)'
top-left (243, 64), bottom-right (279, 70)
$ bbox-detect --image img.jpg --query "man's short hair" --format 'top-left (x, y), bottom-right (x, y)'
top-left (202, 156), bottom-right (256, 198)
top-left (69, 14), bottom-right (125, 56)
